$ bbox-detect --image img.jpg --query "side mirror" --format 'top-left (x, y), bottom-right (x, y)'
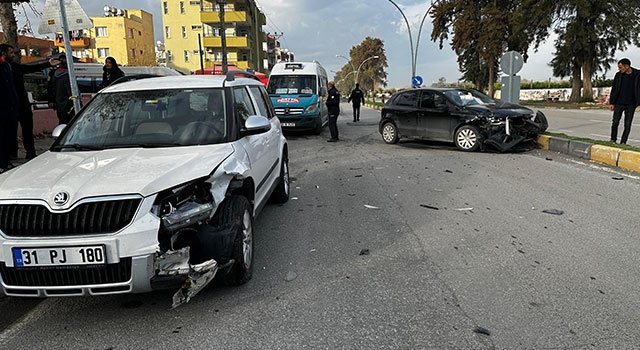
top-left (52, 124), bottom-right (66, 138)
top-left (241, 115), bottom-right (271, 136)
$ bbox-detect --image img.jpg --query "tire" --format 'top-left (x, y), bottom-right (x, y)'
top-left (270, 153), bottom-right (290, 203)
top-left (381, 122), bottom-right (399, 144)
top-left (454, 125), bottom-right (482, 151)
top-left (312, 116), bottom-right (323, 135)
top-left (534, 111), bottom-right (548, 133)
top-left (213, 195), bottom-right (254, 286)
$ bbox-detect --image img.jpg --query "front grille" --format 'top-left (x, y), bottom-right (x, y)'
top-left (275, 107), bottom-right (304, 116)
top-left (0, 258), bottom-right (132, 287)
top-left (0, 198), bottom-right (141, 237)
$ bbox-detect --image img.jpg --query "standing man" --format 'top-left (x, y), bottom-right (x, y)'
top-left (609, 58), bottom-right (640, 144)
top-left (0, 44), bottom-right (19, 172)
top-left (49, 54), bottom-right (75, 125)
top-left (3, 46), bottom-right (59, 160)
top-left (326, 81), bottom-right (341, 142)
top-left (348, 83), bottom-right (364, 122)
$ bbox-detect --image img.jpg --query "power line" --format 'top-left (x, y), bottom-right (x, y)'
top-left (254, 0), bottom-right (292, 53)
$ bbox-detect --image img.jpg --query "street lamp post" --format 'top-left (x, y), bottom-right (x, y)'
top-left (387, 0), bottom-right (436, 86)
top-left (355, 55), bottom-right (379, 86)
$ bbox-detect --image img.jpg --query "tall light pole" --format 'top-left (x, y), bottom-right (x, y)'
top-left (336, 54), bottom-right (355, 73)
top-left (355, 55), bottom-right (379, 86)
top-left (387, 0), bottom-right (436, 86)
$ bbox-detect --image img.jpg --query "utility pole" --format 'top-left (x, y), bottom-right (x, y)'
top-left (218, 1), bottom-right (228, 75)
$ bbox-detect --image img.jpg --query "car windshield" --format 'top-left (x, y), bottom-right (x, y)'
top-left (444, 89), bottom-right (495, 107)
top-left (267, 75), bottom-right (316, 95)
top-left (53, 88), bottom-right (227, 150)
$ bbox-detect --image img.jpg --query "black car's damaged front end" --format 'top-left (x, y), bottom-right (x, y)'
top-left (462, 104), bottom-right (548, 152)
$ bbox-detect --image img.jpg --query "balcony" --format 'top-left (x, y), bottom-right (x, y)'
top-left (54, 37), bottom-right (91, 49)
top-left (202, 36), bottom-right (250, 49)
top-left (201, 10), bottom-right (248, 24)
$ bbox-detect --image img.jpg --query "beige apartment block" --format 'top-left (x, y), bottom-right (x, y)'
top-left (56, 8), bottom-right (156, 66)
top-left (162, 0), bottom-right (266, 74)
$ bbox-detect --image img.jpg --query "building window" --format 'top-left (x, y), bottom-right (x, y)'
top-left (184, 50), bottom-right (189, 62)
top-left (213, 51), bottom-right (222, 61)
top-left (97, 48), bottom-right (109, 58)
top-left (189, 1), bottom-right (200, 5)
top-left (168, 50), bottom-right (173, 63)
top-left (165, 26), bottom-right (170, 39)
top-left (163, 2), bottom-right (168, 14)
top-left (130, 48), bottom-right (136, 58)
top-left (182, 26), bottom-right (187, 38)
top-left (96, 26), bottom-right (108, 37)
top-left (127, 28), bottom-right (134, 38)
top-left (191, 25), bottom-right (202, 31)
top-left (192, 50), bottom-right (200, 55)
top-left (180, 2), bottom-right (185, 13)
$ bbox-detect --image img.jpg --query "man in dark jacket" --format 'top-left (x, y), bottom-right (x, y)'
top-left (4, 47), bottom-right (59, 160)
top-left (0, 44), bottom-right (19, 172)
top-left (609, 58), bottom-right (640, 144)
top-left (49, 54), bottom-right (75, 125)
top-left (325, 81), bottom-right (341, 142)
top-left (348, 83), bottom-right (364, 122)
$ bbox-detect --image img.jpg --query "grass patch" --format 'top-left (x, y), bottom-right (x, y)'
top-left (521, 100), bottom-right (608, 110)
top-left (543, 132), bottom-right (640, 151)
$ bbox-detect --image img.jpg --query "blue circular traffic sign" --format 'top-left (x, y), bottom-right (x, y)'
top-left (412, 76), bottom-right (423, 87)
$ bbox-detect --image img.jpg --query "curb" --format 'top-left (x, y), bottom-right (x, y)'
top-left (537, 135), bottom-right (640, 173)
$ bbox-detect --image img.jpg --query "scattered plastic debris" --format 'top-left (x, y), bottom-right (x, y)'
top-left (359, 249), bottom-right (370, 256)
top-left (444, 169), bottom-right (453, 173)
top-left (420, 204), bottom-right (439, 210)
top-left (291, 197), bottom-right (299, 200)
top-left (284, 271), bottom-right (298, 282)
top-left (545, 157), bottom-right (553, 161)
top-left (542, 209), bottom-right (564, 215)
top-left (455, 207), bottom-right (473, 211)
top-left (612, 176), bottom-right (624, 180)
top-left (473, 326), bottom-right (491, 336)
top-left (364, 204), bottom-right (380, 209)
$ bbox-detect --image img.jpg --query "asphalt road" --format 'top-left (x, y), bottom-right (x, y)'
top-left (2, 104), bottom-right (640, 349)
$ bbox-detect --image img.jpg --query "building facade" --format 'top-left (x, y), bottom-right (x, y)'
top-left (162, 0), bottom-right (266, 74)
top-left (55, 7), bottom-right (156, 66)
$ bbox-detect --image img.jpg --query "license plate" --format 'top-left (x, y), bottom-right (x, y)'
top-left (12, 245), bottom-right (106, 267)
top-left (282, 122), bottom-right (296, 127)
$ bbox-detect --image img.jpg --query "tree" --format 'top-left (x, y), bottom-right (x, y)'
top-left (431, 0), bottom-right (552, 96)
top-left (336, 37), bottom-right (388, 93)
top-left (547, 1), bottom-right (640, 101)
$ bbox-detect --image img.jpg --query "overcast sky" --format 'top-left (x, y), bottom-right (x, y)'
top-left (12, 0), bottom-right (640, 88)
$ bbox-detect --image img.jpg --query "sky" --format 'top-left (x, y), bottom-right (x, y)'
top-left (10, 0), bottom-right (640, 88)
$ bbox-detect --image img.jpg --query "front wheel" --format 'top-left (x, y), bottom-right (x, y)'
top-left (454, 125), bottom-right (481, 151)
top-left (381, 122), bottom-right (399, 144)
top-left (270, 154), bottom-right (290, 203)
top-left (213, 195), bottom-right (254, 286)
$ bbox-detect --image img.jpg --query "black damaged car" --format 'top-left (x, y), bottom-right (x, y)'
top-left (378, 87), bottom-right (548, 152)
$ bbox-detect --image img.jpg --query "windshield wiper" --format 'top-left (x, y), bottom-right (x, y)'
top-left (52, 143), bottom-right (105, 151)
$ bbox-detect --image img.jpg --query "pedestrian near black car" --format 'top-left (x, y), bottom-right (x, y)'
top-left (326, 81), bottom-right (340, 142)
top-left (98, 56), bottom-right (125, 89)
top-left (0, 44), bottom-right (19, 173)
top-left (49, 54), bottom-right (75, 125)
top-left (348, 83), bottom-right (364, 122)
top-left (3, 46), bottom-right (59, 160)
top-left (609, 58), bottom-right (640, 144)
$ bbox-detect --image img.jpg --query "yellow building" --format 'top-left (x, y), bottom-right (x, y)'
top-left (56, 8), bottom-right (156, 66)
top-left (162, 0), bottom-right (266, 74)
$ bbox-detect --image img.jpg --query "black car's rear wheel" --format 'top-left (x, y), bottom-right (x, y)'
top-left (381, 122), bottom-right (399, 144)
top-left (454, 125), bottom-right (481, 151)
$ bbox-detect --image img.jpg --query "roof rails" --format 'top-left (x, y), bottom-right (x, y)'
top-left (225, 70), bottom-right (260, 82)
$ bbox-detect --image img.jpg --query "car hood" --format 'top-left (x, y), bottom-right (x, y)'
top-left (0, 144), bottom-right (235, 208)
top-left (465, 102), bottom-right (533, 118)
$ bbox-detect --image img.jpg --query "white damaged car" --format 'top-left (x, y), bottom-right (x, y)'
top-left (0, 73), bottom-right (289, 307)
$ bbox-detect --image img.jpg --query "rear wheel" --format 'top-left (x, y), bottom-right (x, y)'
top-left (381, 122), bottom-right (399, 144)
top-left (454, 125), bottom-right (481, 151)
top-left (213, 196), bottom-right (254, 285)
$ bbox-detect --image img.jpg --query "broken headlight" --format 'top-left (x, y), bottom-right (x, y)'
top-left (153, 178), bottom-right (215, 232)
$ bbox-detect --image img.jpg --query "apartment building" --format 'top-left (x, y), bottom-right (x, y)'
top-left (162, 0), bottom-right (266, 74)
top-left (55, 7), bottom-right (156, 66)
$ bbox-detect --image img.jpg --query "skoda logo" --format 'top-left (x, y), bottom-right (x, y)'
top-left (53, 192), bottom-right (70, 206)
